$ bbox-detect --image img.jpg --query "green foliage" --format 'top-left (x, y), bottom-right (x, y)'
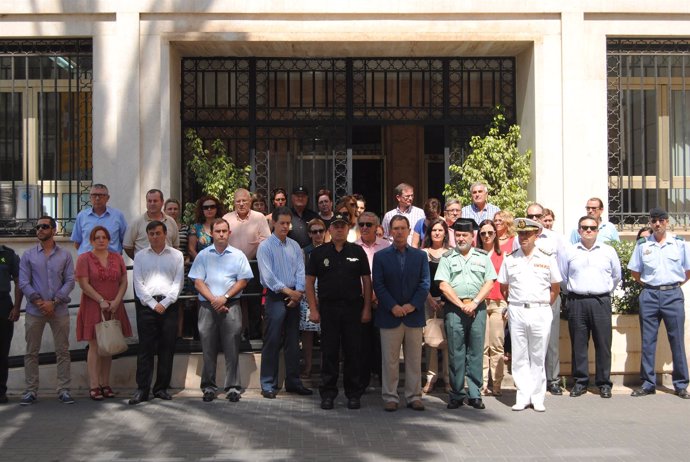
top-left (184, 129), bottom-right (251, 222)
top-left (444, 108), bottom-right (532, 216)
top-left (609, 240), bottom-right (641, 314)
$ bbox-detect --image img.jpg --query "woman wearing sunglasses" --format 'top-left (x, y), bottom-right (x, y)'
top-left (188, 195), bottom-right (225, 261)
top-left (421, 218), bottom-right (451, 394)
top-left (299, 218), bottom-right (326, 379)
top-left (477, 219), bottom-right (506, 396)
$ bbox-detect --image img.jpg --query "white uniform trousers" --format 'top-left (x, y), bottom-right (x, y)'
top-left (508, 303), bottom-right (553, 408)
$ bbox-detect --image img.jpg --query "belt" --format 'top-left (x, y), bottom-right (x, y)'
top-left (509, 302), bottom-right (550, 309)
top-left (567, 292), bottom-right (610, 299)
top-left (643, 283), bottom-right (681, 291)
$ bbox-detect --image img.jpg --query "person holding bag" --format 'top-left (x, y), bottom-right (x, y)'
top-left (76, 226), bottom-right (131, 401)
top-left (421, 218), bottom-right (451, 394)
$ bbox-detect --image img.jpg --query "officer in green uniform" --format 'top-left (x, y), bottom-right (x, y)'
top-left (435, 218), bottom-right (496, 410)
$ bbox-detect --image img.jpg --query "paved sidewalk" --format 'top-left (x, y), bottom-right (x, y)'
top-left (0, 386), bottom-right (686, 461)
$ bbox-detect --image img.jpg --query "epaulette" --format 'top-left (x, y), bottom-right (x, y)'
top-left (507, 249), bottom-right (519, 256)
top-left (474, 248), bottom-right (488, 255)
top-left (537, 247), bottom-right (553, 256)
top-left (674, 235), bottom-right (685, 242)
top-left (442, 249), bottom-right (454, 258)
top-left (637, 238), bottom-right (647, 245)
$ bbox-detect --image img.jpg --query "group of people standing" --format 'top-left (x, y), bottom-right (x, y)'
top-left (1, 180), bottom-right (689, 413)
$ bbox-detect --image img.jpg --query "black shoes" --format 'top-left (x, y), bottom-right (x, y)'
top-left (129, 389), bottom-right (149, 405)
top-left (547, 383), bottom-right (563, 395)
top-left (153, 390), bottom-right (172, 401)
top-left (202, 390), bottom-right (216, 402)
top-left (347, 397), bottom-right (361, 410)
top-left (321, 397), bottom-right (334, 410)
top-left (447, 399), bottom-right (464, 409)
top-left (261, 390), bottom-right (277, 399)
top-left (286, 386), bottom-right (313, 396)
top-left (467, 398), bottom-right (485, 409)
top-left (676, 389), bottom-right (690, 399)
top-left (600, 386), bottom-right (612, 399)
top-left (226, 390), bottom-right (241, 402)
top-left (631, 387), bottom-right (655, 397)
top-left (569, 385), bottom-right (587, 397)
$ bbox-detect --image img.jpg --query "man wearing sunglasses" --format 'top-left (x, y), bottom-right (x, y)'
top-left (559, 216), bottom-right (621, 399)
top-left (628, 207), bottom-right (690, 399)
top-left (568, 198), bottom-right (620, 245)
top-left (355, 212), bottom-right (390, 393)
top-left (18, 216), bottom-right (75, 405)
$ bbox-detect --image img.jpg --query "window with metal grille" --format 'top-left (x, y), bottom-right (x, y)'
top-left (0, 39), bottom-right (93, 235)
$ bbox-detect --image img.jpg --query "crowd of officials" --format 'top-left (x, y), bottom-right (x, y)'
top-left (0, 181), bottom-right (689, 411)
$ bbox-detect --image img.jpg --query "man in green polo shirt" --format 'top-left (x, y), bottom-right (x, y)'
top-left (435, 218), bottom-right (496, 410)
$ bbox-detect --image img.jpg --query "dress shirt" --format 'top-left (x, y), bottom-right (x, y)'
top-left (188, 244), bottom-right (254, 301)
top-left (223, 210), bottom-right (271, 260)
top-left (559, 241), bottom-right (621, 294)
top-left (381, 205), bottom-right (425, 243)
top-left (71, 206), bottom-right (128, 254)
top-left (133, 245), bottom-right (185, 309)
top-left (461, 202), bottom-right (501, 224)
top-left (123, 212), bottom-right (180, 255)
top-left (628, 233), bottom-right (690, 285)
top-left (18, 244), bottom-right (75, 316)
top-left (569, 220), bottom-right (620, 245)
top-left (497, 247), bottom-right (562, 305)
top-left (256, 234), bottom-right (305, 293)
top-left (355, 237), bottom-right (390, 270)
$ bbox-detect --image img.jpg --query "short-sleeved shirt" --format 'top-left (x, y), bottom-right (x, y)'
top-left (71, 206), bottom-right (128, 254)
top-left (188, 244), bottom-right (254, 301)
top-left (434, 247), bottom-right (497, 300)
top-left (306, 242), bottom-right (371, 303)
top-left (123, 212), bottom-right (180, 255)
top-left (497, 247), bottom-right (562, 305)
top-left (628, 233), bottom-right (690, 286)
top-left (223, 210), bottom-right (271, 260)
top-left (381, 205), bottom-right (425, 244)
top-left (569, 220), bottom-right (620, 245)
top-left (559, 241), bottom-right (622, 294)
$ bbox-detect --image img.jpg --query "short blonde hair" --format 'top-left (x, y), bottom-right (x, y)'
top-left (494, 210), bottom-right (516, 237)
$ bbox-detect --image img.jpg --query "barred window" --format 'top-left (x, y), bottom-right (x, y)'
top-left (0, 39), bottom-right (92, 235)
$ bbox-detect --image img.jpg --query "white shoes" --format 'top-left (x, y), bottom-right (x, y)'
top-left (511, 403), bottom-right (529, 411)
top-left (532, 403), bottom-right (546, 412)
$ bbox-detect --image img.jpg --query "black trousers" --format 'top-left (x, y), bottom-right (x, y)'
top-left (319, 299), bottom-right (363, 400)
top-left (135, 298), bottom-right (179, 393)
top-left (567, 294), bottom-right (612, 387)
top-left (359, 318), bottom-right (381, 391)
top-left (0, 295), bottom-right (13, 396)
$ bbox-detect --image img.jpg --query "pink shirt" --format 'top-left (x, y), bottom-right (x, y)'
top-left (223, 210), bottom-right (271, 260)
top-left (355, 237), bottom-right (391, 270)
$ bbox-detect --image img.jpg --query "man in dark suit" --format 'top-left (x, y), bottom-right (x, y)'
top-left (373, 215), bottom-right (430, 412)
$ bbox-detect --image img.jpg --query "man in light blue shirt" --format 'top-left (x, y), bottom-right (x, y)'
top-left (256, 206), bottom-right (312, 398)
top-left (71, 184), bottom-right (128, 254)
top-left (628, 207), bottom-right (690, 399)
top-left (568, 197), bottom-right (619, 245)
top-left (188, 218), bottom-right (254, 403)
top-left (461, 182), bottom-right (501, 225)
top-left (560, 215), bottom-right (621, 399)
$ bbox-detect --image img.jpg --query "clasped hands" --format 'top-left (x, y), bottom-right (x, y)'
top-left (392, 303), bottom-right (415, 318)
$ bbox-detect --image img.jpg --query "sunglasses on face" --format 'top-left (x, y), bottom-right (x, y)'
top-left (358, 222), bottom-right (375, 228)
top-left (202, 204), bottom-right (217, 210)
top-left (527, 214), bottom-right (543, 219)
top-left (479, 231), bottom-right (495, 237)
top-left (309, 229), bottom-right (325, 234)
top-left (35, 224), bottom-right (52, 230)
top-left (580, 225), bottom-right (598, 231)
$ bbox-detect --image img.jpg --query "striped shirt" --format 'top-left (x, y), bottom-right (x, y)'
top-left (461, 202), bottom-right (501, 224)
top-left (256, 234), bottom-right (305, 292)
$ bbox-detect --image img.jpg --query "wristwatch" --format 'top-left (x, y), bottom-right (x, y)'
top-left (224, 294), bottom-right (230, 300)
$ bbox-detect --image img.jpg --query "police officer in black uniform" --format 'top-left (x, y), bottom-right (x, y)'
top-left (0, 244), bottom-right (22, 403)
top-left (306, 211), bottom-right (372, 410)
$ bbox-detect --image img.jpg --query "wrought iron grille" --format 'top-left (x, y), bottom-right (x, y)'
top-left (0, 39), bottom-right (93, 236)
top-left (608, 38), bottom-right (690, 229)
top-left (181, 57), bottom-right (516, 208)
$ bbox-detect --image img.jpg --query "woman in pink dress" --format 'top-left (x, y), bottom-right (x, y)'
top-left (76, 226), bottom-right (131, 400)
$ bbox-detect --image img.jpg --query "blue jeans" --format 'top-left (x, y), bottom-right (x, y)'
top-left (260, 291), bottom-right (303, 392)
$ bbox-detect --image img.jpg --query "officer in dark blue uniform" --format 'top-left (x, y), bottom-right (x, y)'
top-left (0, 244), bottom-right (22, 403)
top-left (628, 207), bottom-right (690, 399)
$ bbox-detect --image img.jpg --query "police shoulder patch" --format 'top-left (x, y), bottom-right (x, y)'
top-left (537, 247), bottom-right (553, 256)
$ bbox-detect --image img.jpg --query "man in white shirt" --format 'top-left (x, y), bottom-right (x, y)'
top-left (381, 183), bottom-right (425, 244)
top-left (130, 220), bottom-right (184, 405)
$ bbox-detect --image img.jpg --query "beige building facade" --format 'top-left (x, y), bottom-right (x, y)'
top-left (0, 1), bottom-right (689, 234)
